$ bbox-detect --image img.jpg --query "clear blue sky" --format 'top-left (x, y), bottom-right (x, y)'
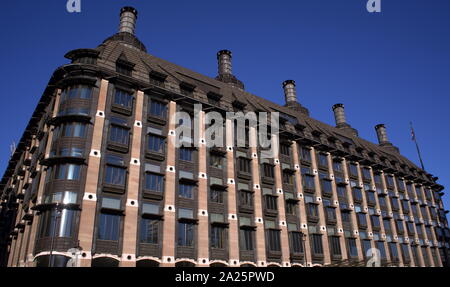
top-left (0, 0), bottom-right (449, 218)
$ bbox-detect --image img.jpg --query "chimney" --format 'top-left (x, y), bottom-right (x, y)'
top-left (332, 103), bottom-right (348, 128)
top-left (217, 50), bottom-right (233, 76)
top-left (215, 50), bottom-right (244, 90)
top-left (375, 124), bottom-right (399, 152)
top-left (375, 124), bottom-right (390, 145)
top-left (281, 80), bottom-right (310, 116)
top-left (331, 103), bottom-right (358, 137)
top-left (119, 6), bottom-right (138, 34)
top-left (282, 80), bottom-right (298, 105)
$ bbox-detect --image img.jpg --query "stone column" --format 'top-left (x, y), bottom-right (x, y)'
top-left (272, 136), bottom-right (291, 267)
top-left (327, 154), bottom-right (348, 261)
top-left (310, 147), bottom-right (331, 265)
top-left (249, 126), bottom-right (267, 267)
top-left (291, 143), bottom-right (312, 266)
top-left (77, 79), bottom-right (109, 267)
top-left (160, 101), bottom-right (177, 267)
top-left (197, 111), bottom-right (210, 267)
top-left (341, 158), bottom-right (364, 262)
top-left (120, 90), bottom-right (144, 267)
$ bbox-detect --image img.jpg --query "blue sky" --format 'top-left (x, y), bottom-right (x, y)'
top-left (0, 0), bottom-right (449, 217)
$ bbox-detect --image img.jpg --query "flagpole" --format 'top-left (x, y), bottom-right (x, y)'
top-left (410, 122), bottom-right (425, 170)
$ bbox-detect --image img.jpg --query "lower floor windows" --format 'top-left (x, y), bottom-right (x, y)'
top-left (361, 240), bottom-right (372, 258)
top-left (266, 229), bottom-right (281, 252)
top-left (38, 209), bottom-right (77, 239)
top-left (329, 236), bottom-right (342, 257)
top-left (311, 234), bottom-right (324, 256)
top-left (98, 213), bottom-right (120, 241)
top-left (178, 222), bottom-right (194, 247)
top-left (210, 226), bottom-right (227, 249)
top-left (179, 183), bottom-right (194, 199)
top-left (210, 189), bottom-right (224, 203)
top-left (376, 241), bottom-right (387, 260)
top-left (389, 242), bottom-right (399, 262)
top-left (140, 219), bottom-right (159, 244)
top-left (239, 229), bottom-right (254, 251)
top-left (290, 232), bottom-right (304, 254)
top-left (347, 238), bottom-right (358, 258)
top-left (145, 173), bottom-right (164, 193)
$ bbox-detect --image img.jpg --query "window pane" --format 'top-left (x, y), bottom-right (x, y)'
top-left (98, 213), bottom-right (120, 241)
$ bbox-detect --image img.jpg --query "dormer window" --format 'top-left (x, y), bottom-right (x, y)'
top-left (115, 54), bottom-right (135, 76)
top-left (149, 71), bottom-right (167, 88)
top-left (207, 92), bottom-right (222, 107)
top-left (180, 82), bottom-right (195, 96)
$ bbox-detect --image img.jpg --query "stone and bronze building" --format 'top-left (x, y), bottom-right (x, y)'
top-left (0, 7), bottom-right (449, 267)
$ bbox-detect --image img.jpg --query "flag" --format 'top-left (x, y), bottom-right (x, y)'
top-left (410, 122), bottom-right (416, 141)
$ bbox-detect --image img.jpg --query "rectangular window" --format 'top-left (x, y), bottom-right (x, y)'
top-left (337, 186), bottom-right (347, 199)
top-left (264, 195), bottom-right (278, 211)
top-left (114, 89), bottom-right (133, 108)
top-left (109, 125), bottom-right (129, 145)
top-left (361, 240), bottom-right (371, 258)
top-left (348, 163), bottom-right (358, 177)
top-left (177, 222), bottom-right (194, 247)
top-left (239, 191), bottom-right (253, 207)
top-left (333, 160), bottom-right (342, 172)
top-left (237, 157), bottom-right (251, 174)
top-left (208, 188), bottom-right (223, 204)
top-left (239, 229), bottom-right (254, 251)
top-left (307, 203), bottom-right (319, 218)
top-left (140, 219), bottom-right (159, 244)
top-left (318, 153), bottom-right (328, 168)
top-left (401, 244), bottom-right (410, 263)
top-left (357, 213), bottom-right (367, 228)
top-left (290, 232), bottom-right (304, 254)
top-left (366, 191), bottom-right (376, 205)
top-left (377, 241), bottom-right (387, 260)
top-left (209, 154), bottom-right (223, 169)
top-left (262, 163), bottom-right (274, 178)
top-left (210, 226), bottom-right (226, 249)
top-left (320, 177), bottom-right (333, 196)
top-left (371, 215), bottom-right (381, 229)
top-left (362, 167), bottom-right (371, 181)
top-left (145, 173), bottom-right (164, 193)
top-left (98, 213), bottom-right (120, 241)
top-left (325, 207), bottom-right (337, 222)
top-left (179, 148), bottom-right (193, 161)
top-left (147, 134), bottom-right (165, 153)
top-left (280, 144), bottom-right (290, 156)
top-left (389, 242), bottom-right (399, 261)
top-left (283, 171), bottom-right (294, 185)
top-left (302, 173), bottom-right (316, 191)
top-left (330, 236), bottom-right (342, 257)
top-left (105, 165), bottom-right (126, 186)
top-left (285, 201), bottom-right (297, 215)
top-left (352, 188), bottom-right (363, 202)
top-left (311, 234), bottom-right (324, 255)
top-left (266, 229), bottom-right (281, 252)
top-left (300, 148), bottom-right (311, 162)
top-left (148, 99), bottom-right (167, 118)
top-left (347, 238), bottom-right (358, 258)
top-left (179, 183), bottom-right (194, 199)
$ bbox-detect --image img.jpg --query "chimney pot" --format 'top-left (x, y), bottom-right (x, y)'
top-left (332, 103), bottom-right (347, 127)
top-left (375, 124), bottom-right (389, 145)
top-left (217, 50), bottom-right (233, 75)
top-left (119, 6), bottom-right (138, 34)
top-left (282, 80), bottom-right (297, 104)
